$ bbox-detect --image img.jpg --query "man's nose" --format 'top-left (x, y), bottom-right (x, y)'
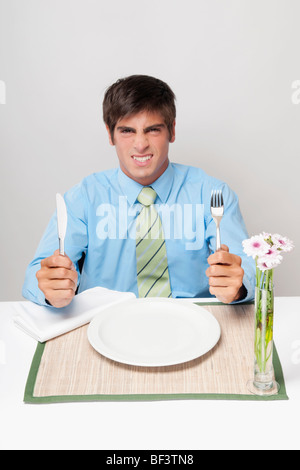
top-left (133, 133), bottom-right (149, 153)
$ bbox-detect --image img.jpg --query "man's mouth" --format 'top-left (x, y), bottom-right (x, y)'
top-left (132, 154), bottom-right (153, 165)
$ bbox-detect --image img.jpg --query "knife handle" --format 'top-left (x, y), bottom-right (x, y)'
top-left (59, 238), bottom-right (65, 256)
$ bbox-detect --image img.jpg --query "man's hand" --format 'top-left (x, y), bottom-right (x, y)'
top-left (206, 245), bottom-right (246, 304)
top-left (36, 250), bottom-right (78, 308)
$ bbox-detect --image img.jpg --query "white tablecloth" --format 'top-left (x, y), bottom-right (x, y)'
top-left (0, 297), bottom-right (299, 450)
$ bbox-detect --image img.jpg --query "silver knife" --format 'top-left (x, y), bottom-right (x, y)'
top-left (56, 193), bottom-right (68, 255)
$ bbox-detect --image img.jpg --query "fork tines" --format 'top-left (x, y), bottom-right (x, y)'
top-left (210, 189), bottom-right (224, 208)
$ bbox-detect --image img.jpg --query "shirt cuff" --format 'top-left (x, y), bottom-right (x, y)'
top-left (231, 273), bottom-right (255, 304)
top-left (22, 286), bottom-right (51, 307)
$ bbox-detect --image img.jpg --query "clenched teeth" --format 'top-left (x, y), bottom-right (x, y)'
top-left (133, 155), bottom-right (152, 162)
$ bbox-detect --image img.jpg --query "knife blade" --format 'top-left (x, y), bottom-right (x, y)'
top-left (56, 193), bottom-right (68, 255)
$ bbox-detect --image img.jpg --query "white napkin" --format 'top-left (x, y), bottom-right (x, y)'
top-left (13, 287), bottom-right (136, 342)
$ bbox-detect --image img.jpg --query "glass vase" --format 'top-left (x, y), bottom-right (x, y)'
top-left (247, 269), bottom-right (279, 395)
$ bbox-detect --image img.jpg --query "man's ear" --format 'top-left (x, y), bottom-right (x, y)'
top-left (105, 124), bottom-right (115, 146)
top-left (169, 120), bottom-right (176, 143)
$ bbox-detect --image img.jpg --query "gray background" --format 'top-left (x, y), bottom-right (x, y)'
top-left (0, 0), bottom-right (299, 301)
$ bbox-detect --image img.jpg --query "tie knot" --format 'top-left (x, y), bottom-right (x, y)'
top-left (137, 187), bottom-right (157, 206)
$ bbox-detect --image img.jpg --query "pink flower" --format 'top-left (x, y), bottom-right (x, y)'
top-left (261, 231), bottom-right (272, 239)
top-left (257, 245), bottom-right (283, 271)
top-left (257, 255), bottom-right (282, 271)
top-left (272, 234), bottom-right (294, 252)
top-left (263, 245), bottom-right (282, 258)
top-left (242, 235), bottom-right (269, 259)
top-left (243, 232), bottom-right (294, 272)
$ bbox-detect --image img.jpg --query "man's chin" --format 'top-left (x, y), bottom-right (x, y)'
top-left (120, 158), bottom-right (169, 185)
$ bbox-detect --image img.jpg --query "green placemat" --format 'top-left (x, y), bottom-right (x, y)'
top-left (24, 302), bottom-right (288, 404)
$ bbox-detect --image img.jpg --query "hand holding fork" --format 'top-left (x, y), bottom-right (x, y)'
top-left (206, 189), bottom-right (246, 303)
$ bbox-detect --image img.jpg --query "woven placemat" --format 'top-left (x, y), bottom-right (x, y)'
top-left (24, 302), bottom-right (288, 403)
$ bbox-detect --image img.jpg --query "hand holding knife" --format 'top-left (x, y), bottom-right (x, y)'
top-left (36, 193), bottom-right (77, 308)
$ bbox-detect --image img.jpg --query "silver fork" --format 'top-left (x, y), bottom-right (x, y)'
top-left (210, 190), bottom-right (224, 252)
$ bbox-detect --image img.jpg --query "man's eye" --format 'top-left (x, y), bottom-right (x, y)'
top-left (148, 128), bottom-right (161, 133)
top-left (121, 129), bottom-right (133, 134)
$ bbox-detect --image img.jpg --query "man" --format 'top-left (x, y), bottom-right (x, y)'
top-left (23, 75), bottom-right (255, 308)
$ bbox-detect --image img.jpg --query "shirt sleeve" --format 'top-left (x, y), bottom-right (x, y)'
top-left (204, 180), bottom-right (256, 303)
top-left (22, 182), bottom-right (88, 306)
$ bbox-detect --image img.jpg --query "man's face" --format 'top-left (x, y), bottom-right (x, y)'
top-left (106, 110), bottom-right (175, 186)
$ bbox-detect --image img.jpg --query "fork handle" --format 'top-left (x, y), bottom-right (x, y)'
top-left (216, 226), bottom-right (221, 252)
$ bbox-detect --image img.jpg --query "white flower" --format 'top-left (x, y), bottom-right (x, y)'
top-left (263, 245), bottom-right (282, 258)
top-left (261, 231), bottom-right (272, 240)
top-left (257, 245), bottom-right (283, 271)
top-left (242, 235), bottom-right (269, 259)
top-left (257, 255), bottom-right (282, 271)
top-left (272, 234), bottom-right (294, 252)
top-left (243, 232), bottom-right (294, 272)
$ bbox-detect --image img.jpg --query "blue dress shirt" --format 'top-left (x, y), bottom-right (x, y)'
top-left (22, 163), bottom-right (255, 305)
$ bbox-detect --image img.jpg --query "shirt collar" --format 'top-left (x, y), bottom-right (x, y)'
top-left (118, 162), bottom-right (174, 205)
top-left (151, 162), bottom-right (174, 203)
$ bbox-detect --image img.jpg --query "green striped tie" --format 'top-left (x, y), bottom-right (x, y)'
top-left (136, 187), bottom-right (172, 298)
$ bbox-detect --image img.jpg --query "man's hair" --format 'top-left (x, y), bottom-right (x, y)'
top-left (103, 75), bottom-right (176, 142)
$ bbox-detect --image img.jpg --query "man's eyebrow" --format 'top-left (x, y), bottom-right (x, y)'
top-left (116, 126), bottom-right (136, 132)
top-left (144, 123), bottom-right (166, 131)
top-left (116, 123), bottom-right (166, 132)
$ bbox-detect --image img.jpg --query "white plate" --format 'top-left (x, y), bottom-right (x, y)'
top-left (87, 298), bottom-right (221, 367)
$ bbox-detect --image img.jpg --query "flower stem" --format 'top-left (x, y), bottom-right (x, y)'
top-left (254, 268), bottom-right (274, 378)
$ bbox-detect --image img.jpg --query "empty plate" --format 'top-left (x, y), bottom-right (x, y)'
top-left (87, 298), bottom-right (221, 367)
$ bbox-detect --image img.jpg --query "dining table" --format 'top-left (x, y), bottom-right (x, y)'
top-left (0, 296), bottom-right (299, 451)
